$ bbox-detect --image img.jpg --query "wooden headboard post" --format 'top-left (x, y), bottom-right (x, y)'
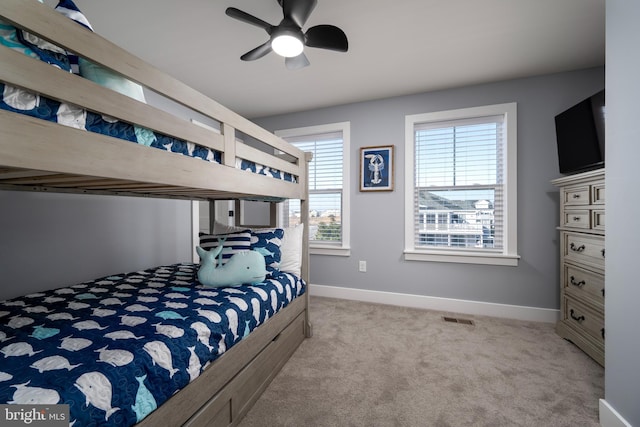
top-left (302, 151), bottom-right (313, 337)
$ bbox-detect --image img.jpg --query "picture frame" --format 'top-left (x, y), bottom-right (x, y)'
top-left (359, 145), bottom-right (394, 192)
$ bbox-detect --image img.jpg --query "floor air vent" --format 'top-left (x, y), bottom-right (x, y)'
top-left (442, 316), bottom-right (475, 326)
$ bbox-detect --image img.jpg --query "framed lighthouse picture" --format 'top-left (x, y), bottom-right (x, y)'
top-left (359, 145), bottom-right (394, 192)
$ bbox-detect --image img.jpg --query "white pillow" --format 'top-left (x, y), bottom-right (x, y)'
top-left (213, 220), bottom-right (244, 235)
top-left (79, 58), bottom-right (147, 102)
top-left (279, 223), bottom-right (304, 277)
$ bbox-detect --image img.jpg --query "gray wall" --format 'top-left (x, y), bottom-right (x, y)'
top-left (604, 1), bottom-right (640, 425)
top-left (255, 68), bottom-right (605, 310)
top-left (0, 191), bottom-right (192, 301)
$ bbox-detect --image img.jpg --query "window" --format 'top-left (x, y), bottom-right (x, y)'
top-left (277, 122), bottom-right (350, 256)
top-left (404, 103), bottom-right (518, 266)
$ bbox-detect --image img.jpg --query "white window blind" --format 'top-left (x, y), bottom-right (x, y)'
top-left (283, 131), bottom-right (344, 244)
top-left (405, 103), bottom-right (518, 266)
top-left (414, 115), bottom-right (504, 250)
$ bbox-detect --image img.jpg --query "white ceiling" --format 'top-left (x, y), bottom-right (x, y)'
top-left (69, 0), bottom-right (605, 118)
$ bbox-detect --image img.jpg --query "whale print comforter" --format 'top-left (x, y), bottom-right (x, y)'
top-left (0, 83), bottom-right (298, 185)
top-left (0, 263), bottom-right (305, 426)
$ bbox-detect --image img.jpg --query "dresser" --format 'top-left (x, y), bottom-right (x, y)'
top-left (552, 168), bottom-right (605, 366)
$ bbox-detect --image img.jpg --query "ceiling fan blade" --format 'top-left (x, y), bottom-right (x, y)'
top-left (282, 0), bottom-right (317, 28)
top-left (285, 52), bottom-right (310, 70)
top-left (226, 7), bottom-right (273, 33)
top-left (305, 25), bottom-right (348, 52)
top-left (240, 41), bottom-right (273, 61)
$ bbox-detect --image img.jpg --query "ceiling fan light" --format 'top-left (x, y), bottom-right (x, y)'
top-left (271, 34), bottom-right (304, 58)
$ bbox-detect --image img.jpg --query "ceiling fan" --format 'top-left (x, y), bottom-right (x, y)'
top-left (225, 0), bottom-right (348, 70)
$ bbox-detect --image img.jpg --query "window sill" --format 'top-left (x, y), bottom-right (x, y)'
top-left (310, 245), bottom-right (351, 257)
top-left (404, 249), bottom-right (520, 266)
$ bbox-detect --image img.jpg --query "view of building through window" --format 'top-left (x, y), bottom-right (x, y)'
top-left (416, 188), bottom-right (499, 248)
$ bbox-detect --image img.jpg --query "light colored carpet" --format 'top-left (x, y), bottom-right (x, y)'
top-left (239, 296), bottom-right (603, 427)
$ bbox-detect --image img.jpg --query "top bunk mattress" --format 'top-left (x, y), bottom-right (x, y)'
top-left (0, 82), bottom-right (297, 185)
top-left (0, 262), bottom-right (306, 426)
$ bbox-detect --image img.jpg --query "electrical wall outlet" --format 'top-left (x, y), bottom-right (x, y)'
top-left (358, 260), bottom-right (367, 272)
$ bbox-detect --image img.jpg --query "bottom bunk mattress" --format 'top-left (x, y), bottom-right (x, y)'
top-left (0, 263), bottom-right (306, 427)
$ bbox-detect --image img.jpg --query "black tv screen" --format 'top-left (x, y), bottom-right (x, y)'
top-left (555, 90), bottom-right (605, 174)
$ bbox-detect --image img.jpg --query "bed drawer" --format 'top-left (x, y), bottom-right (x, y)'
top-left (562, 296), bottom-right (604, 346)
top-left (563, 264), bottom-right (604, 308)
top-left (185, 311), bottom-right (306, 427)
top-left (233, 312), bottom-right (306, 419)
top-left (563, 231), bottom-right (605, 270)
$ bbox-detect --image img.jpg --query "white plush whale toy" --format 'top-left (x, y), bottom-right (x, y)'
top-left (196, 245), bottom-right (267, 288)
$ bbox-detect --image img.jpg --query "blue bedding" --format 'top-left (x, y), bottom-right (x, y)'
top-left (0, 82), bottom-right (297, 184)
top-left (0, 263), bottom-right (305, 426)
top-left (0, 82), bottom-right (222, 163)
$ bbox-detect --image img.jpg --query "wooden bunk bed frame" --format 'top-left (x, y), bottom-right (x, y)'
top-left (0, 1), bottom-right (311, 426)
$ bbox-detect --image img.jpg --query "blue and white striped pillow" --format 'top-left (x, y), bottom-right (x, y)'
top-left (199, 232), bottom-right (251, 266)
top-left (54, 0), bottom-right (93, 74)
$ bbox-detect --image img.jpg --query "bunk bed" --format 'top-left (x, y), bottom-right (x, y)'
top-left (0, 1), bottom-right (311, 426)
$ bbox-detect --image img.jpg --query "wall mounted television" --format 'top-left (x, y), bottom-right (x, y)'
top-left (554, 89), bottom-right (605, 174)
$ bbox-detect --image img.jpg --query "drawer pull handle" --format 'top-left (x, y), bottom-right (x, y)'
top-left (569, 276), bottom-right (586, 287)
top-left (601, 288), bottom-right (605, 297)
top-left (570, 243), bottom-right (586, 252)
top-left (601, 328), bottom-right (605, 340)
top-left (601, 249), bottom-right (605, 258)
top-left (573, 216), bottom-right (581, 221)
top-left (570, 309), bottom-right (585, 323)
top-left (572, 194), bottom-right (581, 199)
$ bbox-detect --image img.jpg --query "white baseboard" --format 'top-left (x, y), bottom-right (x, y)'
top-left (600, 399), bottom-right (633, 427)
top-left (309, 284), bottom-right (559, 323)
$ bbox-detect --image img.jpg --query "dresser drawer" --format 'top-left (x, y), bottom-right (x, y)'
top-left (592, 209), bottom-right (605, 231)
top-left (563, 264), bottom-right (604, 307)
top-left (591, 181), bottom-right (605, 205)
top-left (562, 296), bottom-right (604, 346)
top-left (563, 209), bottom-right (591, 229)
top-left (563, 232), bottom-right (605, 270)
top-left (563, 185), bottom-right (591, 206)
top-left (562, 209), bottom-right (605, 232)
